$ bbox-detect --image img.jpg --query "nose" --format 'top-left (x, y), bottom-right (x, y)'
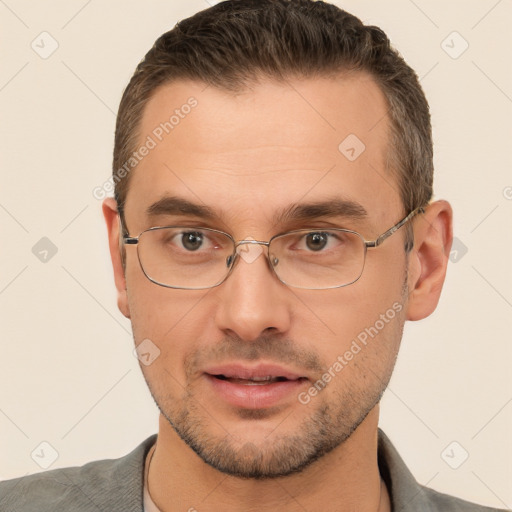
top-left (213, 244), bottom-right (292, 342)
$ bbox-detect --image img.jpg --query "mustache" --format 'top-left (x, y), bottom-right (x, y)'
top-left (185, 333), bottom-right (326, 376)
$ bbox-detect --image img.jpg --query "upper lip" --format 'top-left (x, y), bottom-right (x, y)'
top-left (204, 362), bottom-right (307, 381)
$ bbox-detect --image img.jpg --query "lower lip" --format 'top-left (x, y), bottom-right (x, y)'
top-left (205, 374), bottom-right (307, 409)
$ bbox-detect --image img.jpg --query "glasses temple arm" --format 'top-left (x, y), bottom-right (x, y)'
top-left (366, 206), bottom-right (425, 248)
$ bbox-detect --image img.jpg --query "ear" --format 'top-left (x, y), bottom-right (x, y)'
top-left (405, 200), bottom-right (453, 321)
top-left (102, 198), bottom-right (131, 319)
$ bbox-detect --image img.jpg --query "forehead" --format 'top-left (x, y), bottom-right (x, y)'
top-left (125, 73), bottom-right (401, 232)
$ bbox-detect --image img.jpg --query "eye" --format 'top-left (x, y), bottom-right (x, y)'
top-left (180, 231), bottom-right (204, 251)
top-left (305, 232), bottom-right (329, 251)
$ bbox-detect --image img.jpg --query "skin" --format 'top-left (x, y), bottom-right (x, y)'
top-left (103, 73), bottom-right (452, 512)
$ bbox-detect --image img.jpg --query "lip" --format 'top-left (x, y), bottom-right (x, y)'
top-left (204, 363), bottom-right (306, 381)
top-left (203, 362), bottom-right (309, 409)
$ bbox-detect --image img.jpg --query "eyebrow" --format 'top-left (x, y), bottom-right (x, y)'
top-left (272, 198), bottom-right (368, 225)
top-left (145, 195), bottom-right (368, 225)
top-left (146, 196), bottom-right (217, 220)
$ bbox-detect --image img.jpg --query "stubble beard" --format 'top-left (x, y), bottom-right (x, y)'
top-left (143, 271), bottom-right (408, 479)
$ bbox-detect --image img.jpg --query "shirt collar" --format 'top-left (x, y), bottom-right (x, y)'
top-left (140, 429), bottom-right (434, 512)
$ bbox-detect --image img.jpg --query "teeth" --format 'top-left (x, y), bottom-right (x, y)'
top-left (241, 376), bottom-right (279, 385)
top-left (222, 376), bottom-right (283, 385)
top-left (213, 374), bottom-right (300, 385)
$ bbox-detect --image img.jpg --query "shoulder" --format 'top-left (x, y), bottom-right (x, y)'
top-left (418, 484), bottom-right (509, 512)
top-left (0, 460), bottom-right (113, 511)
top-left (378, 429), bottom-right (509, 512)
top-left (0, 434), bottom-right (156, 512)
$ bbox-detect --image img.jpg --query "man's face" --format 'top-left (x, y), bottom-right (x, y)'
top-left (121, 74), bottom-right (410, 478)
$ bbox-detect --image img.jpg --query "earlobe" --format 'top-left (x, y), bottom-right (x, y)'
top-left (405, 200), bottom-right (453, 321)
top-left (102, 198), bottom-right (131, 319)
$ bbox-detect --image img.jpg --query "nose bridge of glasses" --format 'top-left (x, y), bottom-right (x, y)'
top-left (235, 239), bottom-right (270, 248)
top-left (233, 239), bottom-right (271, 266)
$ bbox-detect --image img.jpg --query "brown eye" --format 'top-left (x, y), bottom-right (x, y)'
top-left (181, 232), bottom-right (204, 251)
top-left (305, 232), bottom-right (329, 251)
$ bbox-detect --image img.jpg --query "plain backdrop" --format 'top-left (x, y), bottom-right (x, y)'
top-left (0, 0), bottom-right (511, 509)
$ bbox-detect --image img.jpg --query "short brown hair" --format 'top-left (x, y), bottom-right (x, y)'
top-left (113, 0), bottom-right (433, 250)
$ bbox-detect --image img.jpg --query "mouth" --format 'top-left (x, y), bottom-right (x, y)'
top-left (203, 363), bottom-right (309, 409)
top-left (211, 374), bottom-right (304, 385)
top-left (205, 362), bottom-right (308, 385)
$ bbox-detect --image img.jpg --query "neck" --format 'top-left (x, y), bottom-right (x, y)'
top-left (147, 406), bottom-right (390, 512)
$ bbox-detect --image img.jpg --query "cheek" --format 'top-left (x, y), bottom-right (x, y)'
top-left (126, 270), bottom-right (214, 372)
top-left (308, 300), bottom-right (404, 405)
top-left (297, 258), bottom-right (406, 370)
top-left (126, 258), bottom-right (198, 338)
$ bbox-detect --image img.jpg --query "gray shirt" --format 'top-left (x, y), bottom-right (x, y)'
top-left (0, 429), bottom-right (507, 511)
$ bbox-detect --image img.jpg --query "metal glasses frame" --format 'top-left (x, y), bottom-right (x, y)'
top-left (120, 205), bottom-right (425, 290)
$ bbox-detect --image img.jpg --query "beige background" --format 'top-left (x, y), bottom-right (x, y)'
top-left (1, 0), bottom-right (511, 508)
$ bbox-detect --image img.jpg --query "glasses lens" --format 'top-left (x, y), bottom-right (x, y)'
top-left (269, 229), bottom-right (366, 289)
top-left (137, 227), bottom-right (234, 289)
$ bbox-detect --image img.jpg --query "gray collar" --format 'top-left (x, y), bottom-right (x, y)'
top-left (44, 429), bottom-right (499, 511)
top-left (125, 429), bottom-right (435, 511)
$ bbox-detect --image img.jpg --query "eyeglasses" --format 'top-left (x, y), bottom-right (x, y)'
top-left (121, 206), bottom-right (424, 290)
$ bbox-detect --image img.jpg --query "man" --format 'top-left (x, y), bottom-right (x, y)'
top-left (0, 1), bottom-right (507, 511)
